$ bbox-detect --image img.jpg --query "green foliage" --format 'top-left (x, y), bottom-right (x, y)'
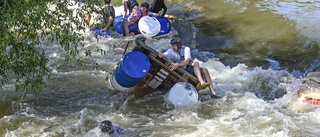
top-left (0, 0), bottom-right (100, 96)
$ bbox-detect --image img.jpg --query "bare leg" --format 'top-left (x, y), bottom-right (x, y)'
top-left (192, 62), bottom-right (206, 84)
top-left (124, 21), bottom-right (133, 36)
top-left (200, 68), bottom-right (217, 96)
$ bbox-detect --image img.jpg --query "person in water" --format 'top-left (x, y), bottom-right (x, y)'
top-left (158, 37), bottom-right (220, 98)
top-left (99, 120), bottom-right (123, 135)
top-left (85, 0), bottom-right (115, 32)
top-left (149, 0), bottom-right (167, 17)
top-left (133, 36), bottom-right (147, 51)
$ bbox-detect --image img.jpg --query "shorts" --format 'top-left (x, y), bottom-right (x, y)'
top-left (186, 65), bottom-right (195, 76)
top-left (128, 10), bottom-right (142, 22)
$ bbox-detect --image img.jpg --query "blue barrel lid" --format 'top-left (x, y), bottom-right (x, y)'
top-left (92, 29), bottom-right (111, 37)
top-left (156, 16), bottom-right (171, 36)
top-left (122, 51), bottom-right (150, 79)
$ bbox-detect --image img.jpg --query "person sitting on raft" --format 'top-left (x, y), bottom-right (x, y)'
top-left (122, 0), bottom-right (139, 20)
top-left (158, 37), bottom-right (220, 98)
top-left (126, 2), bottom-right (160, 36)
top-left (140, 2), bottom-right (159, 17)
top-left (123, 5), bottom-right (142, 36)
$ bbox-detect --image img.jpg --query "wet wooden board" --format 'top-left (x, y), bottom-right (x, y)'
top-left (134, 41), bottom-right (201, 91)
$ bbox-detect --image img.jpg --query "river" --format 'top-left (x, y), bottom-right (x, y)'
top-left (0, 0), bottom-right (319, 136)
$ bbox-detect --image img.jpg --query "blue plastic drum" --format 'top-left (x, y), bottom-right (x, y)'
top-left (114, 51), bottom-right (150, 88)
top-left (113, 15), bottom-right (138, 35)
top-left (156, 16), bottom-right (171, 36)
top-left (92, 29), bottom-right (111, 37)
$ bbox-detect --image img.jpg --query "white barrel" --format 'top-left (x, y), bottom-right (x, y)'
top-left (164, 82), bottom-right (198, 107)
top-left (106, 69), bottom-right (133, 92)
top-left (138, 16), bottom-right (161, 37)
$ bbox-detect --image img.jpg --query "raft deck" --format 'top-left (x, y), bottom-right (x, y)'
top-left (134, 41), bottom-right (201, 91)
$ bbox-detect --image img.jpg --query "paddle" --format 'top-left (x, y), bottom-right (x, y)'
top-left (122, 41), bottom-right (130, 56)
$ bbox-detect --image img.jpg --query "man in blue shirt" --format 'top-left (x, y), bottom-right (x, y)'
top-left (99, 120), bottom-right (123, 135)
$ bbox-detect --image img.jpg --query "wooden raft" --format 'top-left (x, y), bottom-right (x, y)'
top-left (134, 41), bottom-right (201, 91)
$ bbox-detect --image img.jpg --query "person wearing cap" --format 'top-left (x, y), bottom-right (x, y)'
top-left (99, 120), bottom-right (123, 135)
top-left (158, 37), bottom-right (220, 98)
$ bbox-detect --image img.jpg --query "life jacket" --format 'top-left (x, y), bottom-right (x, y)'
top-left (179, 46), bottom-right (193, 64)
top-left (142, 11), bottom-right (148, 16)
top-left (127, 0), bottom-right (139, 12)
top-left (169, 46), bottom-right (193, 64)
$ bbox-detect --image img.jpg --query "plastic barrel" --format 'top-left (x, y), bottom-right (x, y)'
top-left (113, 15), bottom-right (138, 35)
top-left (164, 82), bottom-right (198, 107)
top-left (92, 28), bottom-right (111, 37)
top-left (114, 51), bottom-right (150, 88)
top-left (138, 16), bottom-right (161, 37)
top-left (156, 16), bottom-right (171, 36)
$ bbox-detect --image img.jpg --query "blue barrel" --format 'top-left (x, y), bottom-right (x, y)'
top-left (114, 51), bottom-right (150, 87)
top-left (114, 15), bottom-right (138, 35)
top-left (156, 16), bottom-right (171, 36)
top-left (92, 28), bottom-right (111, 37)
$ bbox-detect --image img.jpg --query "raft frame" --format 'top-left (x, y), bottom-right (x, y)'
top-left (132, 40), bottom-right (201, 91)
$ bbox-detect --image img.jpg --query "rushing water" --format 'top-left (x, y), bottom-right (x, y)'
top-left (1, 0), bottom-right (320, 137)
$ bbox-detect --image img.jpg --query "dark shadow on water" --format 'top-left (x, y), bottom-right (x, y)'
top-left (180, 15), bottom-right (320, 76)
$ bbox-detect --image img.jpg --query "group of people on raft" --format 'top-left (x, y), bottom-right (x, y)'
top-left (85, 0), bottom-right (167, 36)
top-left (85, 0), bottom-right (220, 96)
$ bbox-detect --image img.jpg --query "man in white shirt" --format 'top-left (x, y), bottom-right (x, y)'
top-left (158, 37), bottom-right (220, 98)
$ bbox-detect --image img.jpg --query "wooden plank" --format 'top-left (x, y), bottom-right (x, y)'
top-left (148, 56), bottom-right (188, 82)
top-left (137, 41), bottom-right (200, 82)
top-left (134, 40), bottom-right (201, 91)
